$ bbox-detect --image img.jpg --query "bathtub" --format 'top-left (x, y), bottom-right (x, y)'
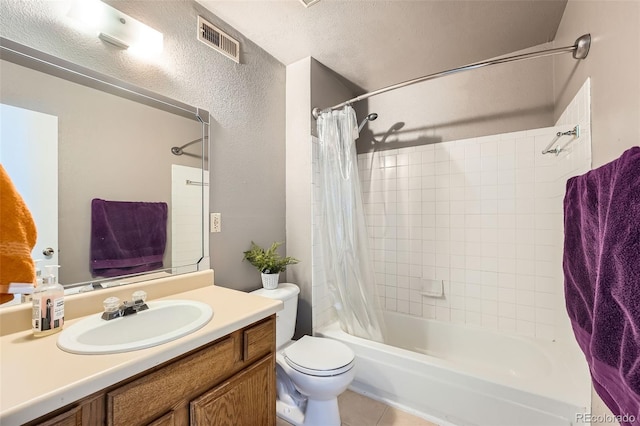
top-left (318, 312), bottom-right (591, 426)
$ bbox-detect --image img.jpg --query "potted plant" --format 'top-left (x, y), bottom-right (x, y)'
top-left (243, 241), bottom-right (299, 289)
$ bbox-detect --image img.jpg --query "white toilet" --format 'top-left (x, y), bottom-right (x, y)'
top-left (251, 283), bottom-right (355, 426)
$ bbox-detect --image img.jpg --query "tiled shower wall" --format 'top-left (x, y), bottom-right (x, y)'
top-left (171, 165), bottom-right (210, 273)
top-left (313, 79), bottom-right (591, 341)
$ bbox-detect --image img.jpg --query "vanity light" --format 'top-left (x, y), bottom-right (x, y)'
top-left (299, 0), bottom-right (321, 7)
top-left (67, 0), bottom-right (163, 55)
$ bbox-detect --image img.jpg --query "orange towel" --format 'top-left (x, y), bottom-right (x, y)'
top-left (0, 164), bottom-right (37, 304)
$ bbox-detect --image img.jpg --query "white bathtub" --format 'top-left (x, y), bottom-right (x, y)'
top-left (318, 312), bottom-right (591, 426)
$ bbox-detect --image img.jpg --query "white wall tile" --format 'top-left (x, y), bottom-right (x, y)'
top-left (171, 165), bottom-right (209, 267)
top-left (451, 309), bottom-right (466, 324)
top-left (436, 306), bottom-right (451, 321)
top-left (466, 311), bottom-right (482, 326)
top-left (308, 80), bottom-right (593, 341)
top-left (498, 302), bottom-right (516, 319)
top-left (498, 317), bottom-right (516, 333)
top-left (516, 320), bottom-right (536, 337)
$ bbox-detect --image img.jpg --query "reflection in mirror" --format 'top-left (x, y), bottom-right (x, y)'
top-left (0, 38), bottom-right (209, 296)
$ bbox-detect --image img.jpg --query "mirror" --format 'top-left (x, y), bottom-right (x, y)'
top-left (0, 38), bottom-right (209, 292)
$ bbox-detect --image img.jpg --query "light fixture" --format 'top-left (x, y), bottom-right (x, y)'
top-left (298, 0), bottom-right (321, 8)
top-left (68, 0), bottom-right (163, 55)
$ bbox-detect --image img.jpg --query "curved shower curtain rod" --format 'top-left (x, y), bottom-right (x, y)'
top-left (311, 34), bottom-right (591, 119)
top-left (171, 136), bottom-right (209, 156)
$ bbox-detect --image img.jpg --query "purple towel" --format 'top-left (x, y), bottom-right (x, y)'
top-left (564, 146), bottom-right (640, 424)
top-left (90, 198), bottom-right (168, 278)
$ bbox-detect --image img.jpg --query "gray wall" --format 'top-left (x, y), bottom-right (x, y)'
top-left (285, 57), bottom-right (356, 338)
top-left (285, 57), bottom-right (312, 338)
top-left (553, 0), bottom-right (640, 168)
top-left (0, 0), bottom-right (286, 290)
top-left (551, 0), bottom-right (640, 420)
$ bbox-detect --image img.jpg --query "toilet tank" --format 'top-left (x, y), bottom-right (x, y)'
top-left (250, 283), bottom-right (300, 349)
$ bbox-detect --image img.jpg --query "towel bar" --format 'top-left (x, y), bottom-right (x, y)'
top-left (186, 180), bottom-right (209, 186)
top-left (542, 125), bottom-right (580, 155)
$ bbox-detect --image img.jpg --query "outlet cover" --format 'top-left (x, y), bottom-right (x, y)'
top-left (210, 213), bottom-right (221, 233)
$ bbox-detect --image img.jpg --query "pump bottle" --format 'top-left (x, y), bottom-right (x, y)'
top-left (32, 265), bottom-right (64, 337)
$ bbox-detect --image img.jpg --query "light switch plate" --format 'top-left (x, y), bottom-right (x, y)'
top-left (211, 213), bottom-right (221, 232)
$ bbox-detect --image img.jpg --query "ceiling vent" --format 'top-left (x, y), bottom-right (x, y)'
top-left (197, 16), bottom-right (240, 63)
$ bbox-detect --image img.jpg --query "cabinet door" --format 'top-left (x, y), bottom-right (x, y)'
top-left (148, 411), bottom-right (175, 426)
top-left (33, 406), bottom-right (80, 426)
top-left (190, 354), bottom-right (275, 426)
top-left (108, 337), bottom-right (234, 426)
top-left (31, 395), bottom-right (104, 426)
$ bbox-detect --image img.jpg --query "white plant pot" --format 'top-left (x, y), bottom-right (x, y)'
top-left (261, 273), bottom-right (280, 290)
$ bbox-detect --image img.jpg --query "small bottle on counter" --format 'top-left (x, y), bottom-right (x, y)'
top-left (32, 265), bottom-right (64, 337)
top-left (34, 259), bottom-right (44, 287)
top-left (23, 259), bottom-right (44, 303)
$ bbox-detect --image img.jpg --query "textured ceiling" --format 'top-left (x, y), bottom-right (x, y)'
top-left (198, 0), bottom-right (567, 92)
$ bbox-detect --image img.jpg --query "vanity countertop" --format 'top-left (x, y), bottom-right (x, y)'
top-left (0, 271), bottom-right (282, 425)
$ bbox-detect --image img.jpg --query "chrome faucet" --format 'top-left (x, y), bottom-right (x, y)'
top-left (101, 291), bottom-right (149, 320)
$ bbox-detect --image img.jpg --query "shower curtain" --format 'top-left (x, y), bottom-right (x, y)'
top-left (317, 106), bottom-right (384, 342)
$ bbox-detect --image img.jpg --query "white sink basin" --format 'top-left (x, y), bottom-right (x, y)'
top-left (57, 300), bottom-right (213, 355)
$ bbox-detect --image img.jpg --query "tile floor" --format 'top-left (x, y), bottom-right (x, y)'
top-left (276, 390), bottom-right (438, 426)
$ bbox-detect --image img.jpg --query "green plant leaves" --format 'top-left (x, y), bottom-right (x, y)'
top-left (242, 241), bottom-right (300, 273)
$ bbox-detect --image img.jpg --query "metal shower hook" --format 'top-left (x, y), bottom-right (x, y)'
top-left (542, 125), bottom-right (581, 155)
top-left (556, 126), bottom-right (580, 138)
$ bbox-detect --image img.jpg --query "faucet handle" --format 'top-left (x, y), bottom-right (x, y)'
top-left (132, 290), bottom-right (147, 304)
top-left (102, 297), bottom-right (123, 320)
top-left (103, 297), bottom-right (120, 313)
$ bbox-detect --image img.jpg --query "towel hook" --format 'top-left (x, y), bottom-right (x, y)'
top-left (542, 125), bottom-right (580, 155)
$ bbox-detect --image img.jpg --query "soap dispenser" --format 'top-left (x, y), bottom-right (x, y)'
top-left (32, 265), bottom-right (64, 337)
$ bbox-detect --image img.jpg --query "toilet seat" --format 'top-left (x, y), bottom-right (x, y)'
top-left (283, 336), bottom-right (355, 377)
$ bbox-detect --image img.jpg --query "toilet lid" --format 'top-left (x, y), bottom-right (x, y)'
top-left (284, 336), bottom-right (355, 377)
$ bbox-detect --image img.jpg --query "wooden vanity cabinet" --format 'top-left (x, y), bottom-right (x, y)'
top-left (30, 395), bottom-right (103, 426)
top-left (29, 316), bottom-right (276, 426)
top-left (190, 354), bottom-right (274, 425)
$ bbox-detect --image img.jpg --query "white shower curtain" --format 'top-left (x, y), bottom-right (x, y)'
top-left (317, 106), bottom-right (384, 342)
